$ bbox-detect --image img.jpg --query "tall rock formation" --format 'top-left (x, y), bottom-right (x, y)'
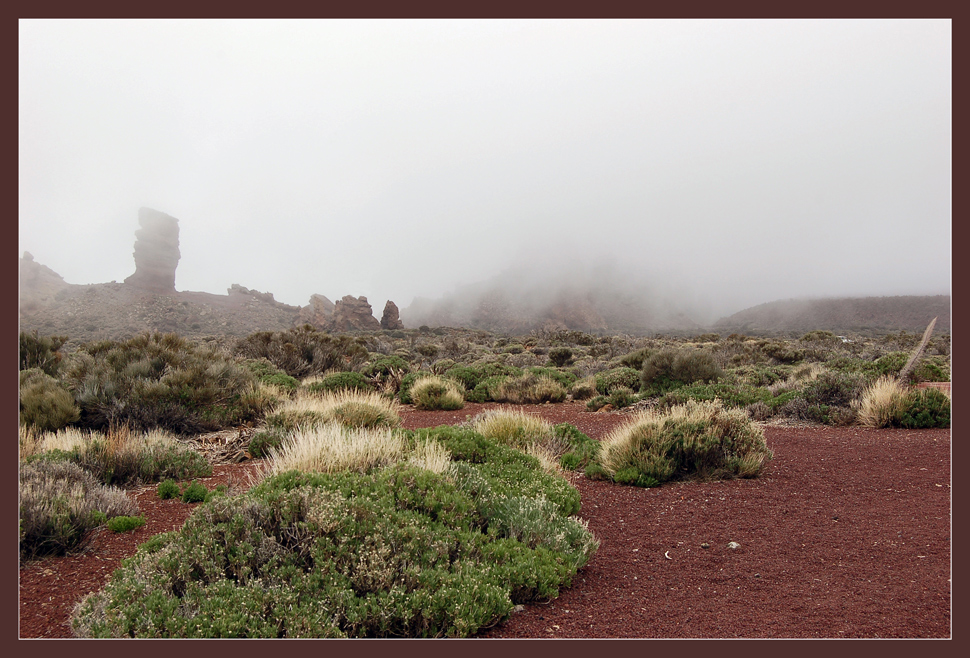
top-left (123, 207), bottom-right (180, 292)
top-left (331, 295), bottom-right (381, 332)
top-left (380, 300), bottom-right (404, 330)
top-left (298, 294), bottom-right (337, 329)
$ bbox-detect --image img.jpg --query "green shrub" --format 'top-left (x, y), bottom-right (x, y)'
top-left (595, 367), bottom-right (642, 395)
top-left (107, 515), bottom-right (146, 533)
top-left (640, 348), bottom-right (722, 394)
top-left (552, 424), bottom-right (600, 472)
top-left (20, 460), bottom-right (137, 562)
top-left (157, 479), bottom-right (180, 500)
top-left (492, 373), bottom-right (566, 404)
top-left (526, 367), bottom-right (578, 389)
top-left (547, 347), bottom-right (574, 367)
top-left (247, 429), bottom-right (286, 458)
top-left (362, 355), bottom-right (411, 378)
top-left (608, 387), bottom-right (636, 409)
top-left (234, 326), bottom-right (370, 379)
top-left (241, 358), bottom-right (300, 391)
top-left (20, 331), bottom-right (69, 376)
top-left (586, 395), bottom-right (610, 412)
top-left (19, 368), bottom-right (80, 433)
top-left (71, 434), bottom-right (596, 638)
top-left (900, 388), bottom-right (950, 429)
top-left (63, 332), bottom-right (272, 435)
top-left (181, 481), bottom-right (208, 503)
top-left (468, 376), bottom-right (509, 403)
top-left (617, 347), bottom-right (654, 371)
top-left (410, 376), bottom-right (465, 410)
top-left (304, 371), bottom-right (374, 395)
top-left (398, 371), bottom-right (426, 404)
top-left (597, 398), bottom-right (772, 487)
top-left (568, 377), bottom-right (598, 400)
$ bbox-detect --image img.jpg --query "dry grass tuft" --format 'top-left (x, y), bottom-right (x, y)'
top-left (857, 376), bottom-right (908, 428)
top-left (263, 423), bottom-right (404, 477)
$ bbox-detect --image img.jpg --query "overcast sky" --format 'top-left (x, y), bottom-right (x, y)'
top-left (19, 19), bottom-right (950, 322)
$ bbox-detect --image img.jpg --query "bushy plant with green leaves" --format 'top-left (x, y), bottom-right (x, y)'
top-left (107, 515), bottom-right (146, 533)
top-left (241, 358), bottom-right (300, 391)
top-left (20, 460), bottom-right (138, 562)
top-left (547, 347), bottom-right (574, 367)
top-left (234, 326), bottom-right (370, 379)
top-left (181, 481), bottom-right (209, 503)
top-left (597, 399), bottom-right (772, 488)
top-left (62, 332), bottom-right (272, 435)
top-left (19, 368), bottom-right (81, 433)
top-left (247, 429), bottom-right (286, 458)
top-left (71, 427), bottom-right (596, 638)
top-left (900, 388), bottom-right (950, 428)
top-left (20, 331), bottom-right (70, 376)
top-left (640, 348), bottom-right (722, 395)
top-left (595, 367), bottom-right (642, 395)
top-left (492, 373), bottom-right (567, 404)
top-left (157, 479), bottom-right (180, 500)
top-left (410, 376), bottom-right (465, 410)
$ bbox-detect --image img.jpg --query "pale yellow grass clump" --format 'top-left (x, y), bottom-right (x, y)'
top-left (406, 440), bottom-right (453, 475)
top-left (267, 390), bottom-right (401, 431)
top-left (19, 426), bottom-right (181, 462)
top-left (264, 423), bottom-right (405, 477)
top-left (471, 408), bottom-right (553, 449)
top-left (857, 376), bottom-right (908, 428)
top-left (523, 443), bottom-right (563, 475)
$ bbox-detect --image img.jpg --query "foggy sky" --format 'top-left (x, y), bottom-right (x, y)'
top-left (19, 19), bottom-right (951, 324)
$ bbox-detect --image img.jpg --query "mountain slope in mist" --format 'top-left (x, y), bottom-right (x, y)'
top-left (712, 295), bottom-right (951, 336)
top-left (401, 263), bottom-right (706, 335)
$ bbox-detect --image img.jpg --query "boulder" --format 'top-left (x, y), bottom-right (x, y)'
top-left (380, 300), bottom-right (404, 330)
top-left (123, 207), bottom-right (180, 292)
top-left (298, 293), bottom-right (336, 329)
top-left (331, 295), bottom-right (381, 332)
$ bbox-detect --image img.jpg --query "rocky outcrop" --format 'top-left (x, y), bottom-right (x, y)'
top-left (331, 295), bottom-right (381, 332)
top-left (228, 284), bottom-right (278, 304)
top-left (298, 294), bottom-right (336, 329)
top-left (380, 300), bottom-right (404, 330)
top-left (123, 207), bottom-right (180, 293)
top-left (19, 252), bottom-right (70, 316)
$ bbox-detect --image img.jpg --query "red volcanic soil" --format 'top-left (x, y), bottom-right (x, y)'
top-left (19, 402), bottom-right (950, 638)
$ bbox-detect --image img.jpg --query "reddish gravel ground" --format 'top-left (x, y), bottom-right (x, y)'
top-left (19, 402), bottom-right (951, 639)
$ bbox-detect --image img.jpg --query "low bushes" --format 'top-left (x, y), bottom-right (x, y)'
top-left (234, 326), bottom-right (370, 379)
top-left (858, 377), bottom-right (950, 428)
top-left (492, 373), bottom-right (566, 404)
top-left (20, 460), bottom-right (137, 561)
top-left (640, 348), bottom-right (722, 394)
top-left (19, 368), bottom-right (80, 433)
top-left (70, 426), bottom-right (597, 638)
top-left (597, 399), bottom-right (772, 487)
top-left (410, 376), bottom-right (465, 410)
top-left (62, 332), bottom-right (274, 436)
top-left (22, 426), bottom-right (212, 487)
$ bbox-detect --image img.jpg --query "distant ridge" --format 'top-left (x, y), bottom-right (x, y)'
top-left (712, 295), bottom-right (950, 336)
